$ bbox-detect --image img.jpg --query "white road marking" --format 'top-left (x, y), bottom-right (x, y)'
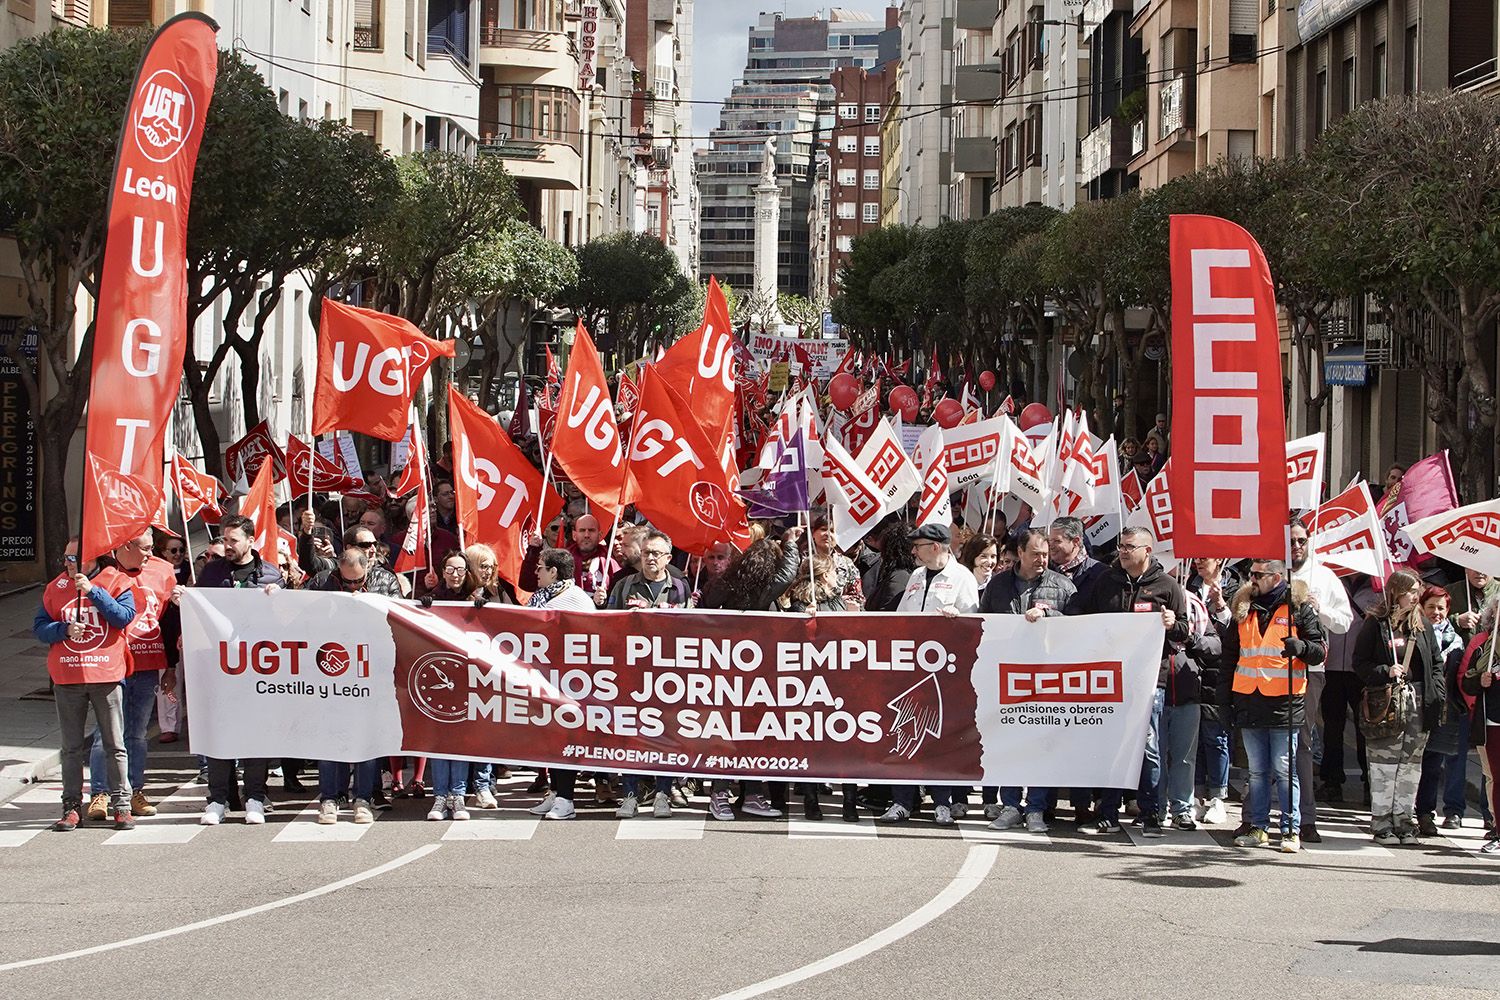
top-left (615, 815), bottom-right (705, 841)
top-left (787, 817), bottom-right (878, 840)
top-left (441, 817), bottom-right (540, 841)
top-left (956, 819), bottom-right (1051, 846)
top-left (0, 844), bottom-right (440, 973)
top-left (104, 783), bottom-right (212, 846)
top-left (1302, 823), bottom-right (1395, 858)
top-left (0, 785), bottom-right (67, 848)
top-left (1123, 824), bottom-right (1217, 849)
top-left (712, 844), bottom-right (999, 1000)
top-left (273, 801), bottom-right (376, 843)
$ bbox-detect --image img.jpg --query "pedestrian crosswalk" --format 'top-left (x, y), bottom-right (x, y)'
top-left (1, 777), bottom-right (1495, 860)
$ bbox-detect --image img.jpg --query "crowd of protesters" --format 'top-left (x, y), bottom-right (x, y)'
top-left (32, 442), bottom-right (1500, 858)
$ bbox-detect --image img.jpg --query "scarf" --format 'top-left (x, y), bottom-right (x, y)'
top-left (528, 580), bottom-right (570, 607)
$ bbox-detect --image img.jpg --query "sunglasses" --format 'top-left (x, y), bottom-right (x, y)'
top-left (1249, 570), bottom-right (1277, 580)
top-left (164, 546), bottom-right (185, 554)
top-left (338, 575), bottom-right (366, 589)
top-left (63, 554), bottom-right (79, 564)
top-left (353, 540), bottom-right (378, 549)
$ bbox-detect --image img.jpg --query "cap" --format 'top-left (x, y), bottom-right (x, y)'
top-left (908, 523), bottom-right (950, 544)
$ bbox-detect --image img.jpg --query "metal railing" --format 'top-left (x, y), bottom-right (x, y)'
top-left (354, 20), bottom-right (381, 50)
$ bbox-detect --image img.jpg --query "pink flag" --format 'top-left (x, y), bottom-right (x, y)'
top-left (1380, 451), bottom-right (1460, 568)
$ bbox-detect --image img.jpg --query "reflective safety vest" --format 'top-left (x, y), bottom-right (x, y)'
top-left (1233, 604), bottom-right (1306, 697)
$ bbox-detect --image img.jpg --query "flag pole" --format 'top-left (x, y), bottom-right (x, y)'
top-left (179, 490), bottom-right (197, 585)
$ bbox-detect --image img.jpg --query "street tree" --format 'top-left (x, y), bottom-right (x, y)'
top-left (564, 232), bottom-right (693, 365)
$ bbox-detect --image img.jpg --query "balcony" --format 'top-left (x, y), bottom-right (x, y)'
top-left (354, 19), bottom-right (382, 50)
top-left (1158, 73), bottom-right (1195, 142)
top-left (954, 136), bottom-right (996, 176)
top-left (480, 83), bottom-right (582, 189)
top-left (1080, 116), bottom-right (1132, 183)
top-left (954, 64), bottom-right (1002, 103)
top-left (480, 26), bottom-right (579, 80)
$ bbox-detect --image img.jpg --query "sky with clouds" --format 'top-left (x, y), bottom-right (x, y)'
top-left (690, 2), bottom-right (895, 139)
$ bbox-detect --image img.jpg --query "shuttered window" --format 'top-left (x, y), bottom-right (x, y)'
top-left (108, 0), bottom-right (151, 27)
top-left (354, 0), bottom-right (382, 49)
top-left (350, 109), bottom-right (378, 138)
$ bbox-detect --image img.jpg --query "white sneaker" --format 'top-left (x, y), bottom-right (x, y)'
top-left (742, 793), bottom-right (782, 818)
top-left (447, 795), bottom-right (469, 821)
top-left (875, 803), bottom-right (910, 824)
top-left (652, 791), bottom-right (673, 818)
top-left (317, 799), bottom-right (339, 825)
top-left (669, 784), bottom-right (689, 808)
top-left (615, 793), bottom-right (638, 819)
top-left (244, 799), bottom-right (266, 825)
top-left (200, 802), bottom-right (226, 826)
top-left (989, 805), bottom-right (1022, 831)
top-left (426, 797), bottom-right (447, 821)
top-left (529, 792), bottom-right (557, 816)
top-left (933, 804), bottom-right (954, 825)
top-left (475, 788), bottom-right (498, 810)
top-left (546, 797), bottom-right (576, 820)
top-left (1204, 797), bottom-right (1228, 825)
top-left (983, 803), bottom-right (1001, 820)
top-left (708, 790), bottom-right (735, 821)
top-left (352, 799), bottom-right (374, 824)
top-left (1025, 811), bottom-right (1049, 833)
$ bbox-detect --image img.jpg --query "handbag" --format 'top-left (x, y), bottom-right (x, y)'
top-left (1360, 632), bottom-right (1415, 740)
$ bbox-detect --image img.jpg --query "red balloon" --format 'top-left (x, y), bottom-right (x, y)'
top-left (978, 370), bottom-right (997, 392)
top-left (899, 398), bottom-right (919, 422)
top-left (888, 385), bottom-right (918, 413)
top-left (828, 372), bottom-right (860, 411)
top-left (1018, 402), bottom-right (1052, 430)
top-left (933, 398), bottom-right (965, 429)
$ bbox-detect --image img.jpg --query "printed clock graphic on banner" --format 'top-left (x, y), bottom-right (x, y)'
top-left (408, 651), bottom-right (471, 723)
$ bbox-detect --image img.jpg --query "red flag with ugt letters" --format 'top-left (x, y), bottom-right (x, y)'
top-left (1168, 215), bottom-right (1288, 559)
top-left (448, 388), bottom-right (563, 587)
top-left (169, 454), bottom-right (222, 522)
top-left (80, 13), bottom-right (218, 561)
top-left (313, 300), bottom-right (454, 441)
top-left (620, 367), bottom-right (750, 554)
top-left (653, 276), bottom-right (738, 472)
top-left (286, 435), bottom-right (364, 498)
top-left (553, 323), bottom-right (626, 512)
top-left (224, 420), bottom-right (286, 487)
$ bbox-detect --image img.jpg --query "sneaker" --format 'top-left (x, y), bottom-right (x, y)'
top-left (594, 779), bottom-right (619, 807)
top-left (200, 802), bottom-right (226, 826)
top-left (875, 803), bottom-right (910, 824)
top-left (1300, 824), bottom-right (1322, 844)
top-left (669, 784), bottom-right (689, 808)
top-left (983, 803), bottom-right (1001, 821)
top-left (1086, 818), bottom-right (1124, 835)
top-left (933, 804), bottom-right (954, 826)
top-left (352, 799), bottom-right (374, 824)
top-left (709, 790), bottom-right (735, 821)
top-left (130, 790), bottom-right (157, 817)
top-left (528, 792), bottom-right (557, 816)
top-left (474, 787), bottom-right (498, 810)
top-left (615, 793), bottom-right (638, 819)
top-left (192, 768), bottom-right (208, 785)
top-left (950, 801), bottom-right (967, 820)
top-left (990, 805), bottom-right (1022, 831)
top-left (1233, 827), bottom-right (1269, 848)
top-left (803, 793), bottom-right (823, 822)
top-left (1280, 833), bottom-right (1301, 854)
top-left (426, 797), bottom-right (447, 821)
top-left (525, 775), bottom-right (548, 794)
top-left (317, 799), bottom-right (339, 825)
top-left (87, 793), bottom-right (109, 822)
top-left (371, 789), bottom-right (392, 812)
top-left (1442, 813), bottom-right (1463, 830)
top-left (1203, 798), bottom-right (1228, 825)
top-left (1025, 811), bottom-right (1049, 833)
top-left (244, 799), bottom-right (266, 825)
top-left (742, 794), bottom-right (781, 818)
top-left (448, 795), bottom-right (470, 821)
top-left (1373, 830), bottom-right (1399, 846)
top-left (1398, 830), bottom-right (1420, 846)
top-left (113, 809), bottom-right (135, 831)
top-left (545, 797), bottom-right (576, 820)
top-left (1418, 813), bottom-right (1440, 838)
top-left (1481, 836), bottom-right (1500, 855)
top-left (652, 791), bottom-right (673, 818)
top-left (1142, 815), bottom-right (1165, 838)
top-left (1173, 813), bottom-right (1197, 831)
top-left (53, 803), bottom-right (81, 832)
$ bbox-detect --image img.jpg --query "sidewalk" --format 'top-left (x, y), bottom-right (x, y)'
top-left (0, 584), bottom-right (62, 806)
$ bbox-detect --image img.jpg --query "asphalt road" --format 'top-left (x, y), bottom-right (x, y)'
top-left (1, 746), bottom-right (1497, 1000)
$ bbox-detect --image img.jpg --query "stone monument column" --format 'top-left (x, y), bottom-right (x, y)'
top-left (753, 137), bottom-right (782, 329)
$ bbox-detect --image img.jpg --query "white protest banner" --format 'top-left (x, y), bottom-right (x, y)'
top-left (745, 333), bottom-right (849, 379)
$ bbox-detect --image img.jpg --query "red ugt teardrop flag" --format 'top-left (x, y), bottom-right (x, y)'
top-left (313, 300), bottom-right (454, 441)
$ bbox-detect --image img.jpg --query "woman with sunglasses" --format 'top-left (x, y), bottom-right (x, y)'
top-left (460, 542), bottom-right (518, 807)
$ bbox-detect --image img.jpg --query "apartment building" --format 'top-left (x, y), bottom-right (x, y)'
top-left (896, 0), bottom-right (955, 226)
top-left (827, 58), bottom-right (897, 298)
top-left (950, 1), bottom-right (998, 217)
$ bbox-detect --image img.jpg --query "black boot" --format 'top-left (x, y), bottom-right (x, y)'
top-left (803, 792), bottom-right (823, 821)
top-left (842, 797), bottom-right (859, 822)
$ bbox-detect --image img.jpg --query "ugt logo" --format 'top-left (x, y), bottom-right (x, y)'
top-left (134, 70), bottom-right (195, 163)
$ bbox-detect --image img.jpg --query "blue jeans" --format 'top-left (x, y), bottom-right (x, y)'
top-left (1416, 715), bottom-right (1472, 818)
top-left (1000, 787), bottom-right (1052, 814)
top-left (1242, 727), bottom-right (1299, 833)
top-left (318, 759), bottom-right (380, 802)
top-left (1099, 687), bottom-right (1164, 822)
top-left (90, 671), bottom-right (159, 794)
top-left (428, 759), bottom-right (469, 799)
top-left (1198, 716), bottom-right (1231, 799)
top-left (1159, 703), bottom-right (1200, 818)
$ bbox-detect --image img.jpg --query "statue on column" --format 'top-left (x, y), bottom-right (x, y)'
top-left (761, 136), bottom-right (777, 184)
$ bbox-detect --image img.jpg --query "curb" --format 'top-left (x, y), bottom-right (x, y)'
top-left (0, 750), bottom-right (60, 807)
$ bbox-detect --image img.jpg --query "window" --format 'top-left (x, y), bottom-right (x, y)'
top-left (863, 169), bottom-right (879, 189)
top-left (1340, 57), bottom-right (1355, 116)
top-left (328, 0), bottom-right (335, 41)
top-left (1403, 25), bottom-right (1417, 94)
top-left (838, 135), bottom-right (857, 153)
top-left (862, 136), bottom-right (880, 156)
top-left (1314, 69), bottom-right (1328, 135)
top-left (836, 168), bottom-right (856, 186)
top-left (837, 201), bottom-right (856, 219)
top-left (1025, 106), bottom-right (1041, 166)
top-left (490, 85), bottom-right (581, 146)
top-left (864, 104), bottom-right (881, 122)
top-left (861, 203), bottom-right (879, 223)
top-left (354, 0), bottom-right (381, 50)
top-left (351, 108), bottom-right (379, 138)
top-left (838, 103), bottom-right (857, 120)
top-left (1372, 42), bottom-right (1388, 100)
top-left (836, 236), bottom-right (854, 253)
top-left (298, 99), bottom-right (310, 123)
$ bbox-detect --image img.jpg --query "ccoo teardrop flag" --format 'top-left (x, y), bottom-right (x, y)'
top-left (81, 13), bottom-right (219, 561)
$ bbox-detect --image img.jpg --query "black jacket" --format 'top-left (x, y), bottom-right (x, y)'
top-left (1350, 614), bottom-right (1447, 732)
top-left (1054, 555), bottom-right (1107, 612)
top-left (197, 552), bottom-right (284, 589)
top-left (309, 562), bottom-right (403, 597)
top-left (1218, 582), bottom-right (1327, 728)
top-left (979, 567), bottom-right (1076, 617)
top-left (1079, 559), bottom-right (1191, 666)
top-left (1166, 618), bottom-right (1224, 706)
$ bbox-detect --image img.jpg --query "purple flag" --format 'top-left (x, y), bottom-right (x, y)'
top-left (741, 428), bottom-right (809, 518)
